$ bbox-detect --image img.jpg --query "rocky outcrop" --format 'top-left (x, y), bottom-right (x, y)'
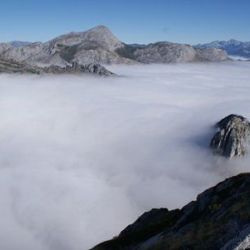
top-left (196, 47), bottom-right (228, 62)
top-left (0, 25), bottom-right (229, 66)
top-left (43, 62), bottom-right (114, 76)
top-left (92, 173), bottom-right (250, 250)
top-left (0, 42), bottom-right (45, 64)
top-left (210, 114), bottom-right (250, 158)
top-left (0, 59), bottom-right (41, 74)
top-left (0, 59), bottom-right (114, 76)
top-left (120, 42), bottom-right (197, 63)
top-left (0, 26), bottom-right (133, 66)
top-left (0, 43), bottom-right (13, 54)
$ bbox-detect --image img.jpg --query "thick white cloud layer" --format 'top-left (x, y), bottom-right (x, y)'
top-left (0, 62), bottom-right (250, 249)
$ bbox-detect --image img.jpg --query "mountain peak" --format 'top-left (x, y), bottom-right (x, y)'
top-left (87, 25), bottom-right (111, 32)
top-left (49, 25), bottom-right (123, 52)
top-left (82, 25), bottom-right (123, 51)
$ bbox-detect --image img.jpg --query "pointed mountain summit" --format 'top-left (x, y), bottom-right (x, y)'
top-left (49, 25), bottom-right (123, 51)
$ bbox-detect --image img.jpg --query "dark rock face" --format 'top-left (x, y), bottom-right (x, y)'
top-left (92, 174), bottom-right (250, 250)
top-left (117, 208), bottom-right (181, 247)
top-left (0, 59), bottom-right (41, 74)
top-left (0, 59), bottom-right (114, 76)
top-left (210, 114), bottom-right (250, 158)
top-left (43, 62), bottom-right (114, 76)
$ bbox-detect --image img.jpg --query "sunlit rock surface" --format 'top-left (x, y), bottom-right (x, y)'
top-left (0, 25), bottom-right (229, 66)
top-left (210, 114), bottom-right (250, 158)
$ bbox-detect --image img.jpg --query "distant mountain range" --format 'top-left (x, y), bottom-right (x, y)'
top-left (0, 25), bottom-right (228, 68)
top-left (196, 39), bottom-right (250, 59)
top-left (9, 41), bottom-right (31, 48)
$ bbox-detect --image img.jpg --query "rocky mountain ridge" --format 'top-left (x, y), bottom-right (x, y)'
top-left (92, 173), bottom-right (250, 250)
top-left (0, 25), bottom-right (228, 67)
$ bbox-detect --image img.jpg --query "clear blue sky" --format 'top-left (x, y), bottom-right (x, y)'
top-left (0, 0), bottom-right (249, 44)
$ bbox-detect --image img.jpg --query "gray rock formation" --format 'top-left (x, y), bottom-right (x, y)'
top-left (0, 59), bottom-right (114, 76)
top-left (0, 43), bottom-right (12, 54)
top-left (196, 47), bottom-right (229, 62)
top-left (116, 42), bottom-right (228, 63)
top-left (92, 173), bottom-right (250, 250)
top-left (0, 59), bottom-right (41, 74)
top-left (0, 26), bottom-right (133, 66)
top-left (43, 62), bottom-right (114, 76)
top-left (0, 25), bottom-right (229, 66)
top-left (210, 114), bottom-right (250, 158)
top-left (126, 42), bottom-right (197, 63)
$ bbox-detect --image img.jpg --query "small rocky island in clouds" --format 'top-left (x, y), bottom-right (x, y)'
top-left (0, 25), bottom-right (229, 75)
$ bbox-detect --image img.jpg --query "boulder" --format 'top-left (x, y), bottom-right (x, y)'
top-left (210, 114), bottom-right (250, 158)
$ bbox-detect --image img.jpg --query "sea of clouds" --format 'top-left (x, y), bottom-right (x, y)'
top-left (0, 61), bottom-right (250, 250)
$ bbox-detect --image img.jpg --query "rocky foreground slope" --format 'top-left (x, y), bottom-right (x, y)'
top-left (0, 25), bottom-right (228, 67)
top-left (92, 173), bottom-right (250, 250)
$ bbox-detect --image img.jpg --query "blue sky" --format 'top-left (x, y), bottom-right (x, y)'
top-left (0, 0), bottom-right (249, 44)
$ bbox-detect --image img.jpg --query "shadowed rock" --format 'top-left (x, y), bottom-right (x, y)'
top-left (210, 114), bottom-right (250, 158)
top-left (43, 62), bottom-right (114, 76)
top-left (91, 173), bottom-right (250, 250)
top-left (0, 59), bottom-right (41, 74)
top-left (0, 59), bottom-right (114, 76)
